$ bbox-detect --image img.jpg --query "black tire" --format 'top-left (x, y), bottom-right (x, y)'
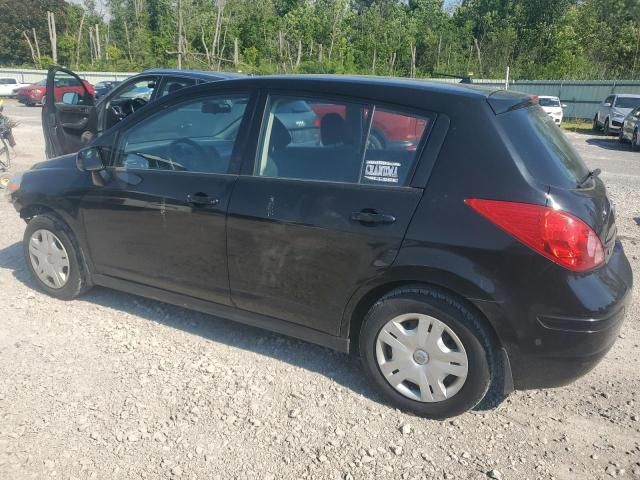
top-left (633, 130), bottom-right (640, 152)
top-left (359, 286), bottom-right (495, 419)
top-left (23, 213), bottom-right (91, 300)
top-left (603, 118), bottom-right (611, 136)
top-left (593, 115), bottom-right (600, 131)
top-left (619, 130), bottom-right (627, 143)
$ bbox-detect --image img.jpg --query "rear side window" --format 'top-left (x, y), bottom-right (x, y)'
top-left (499, 106), bottom-right (589, 188)
top-left (254, 95), bottom-right (432, 186)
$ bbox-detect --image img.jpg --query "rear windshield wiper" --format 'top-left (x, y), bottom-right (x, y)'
top-left (577, 168), bottom-right (601, 188)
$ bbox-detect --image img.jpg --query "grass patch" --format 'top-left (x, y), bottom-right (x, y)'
top-left (561, 119), bottom-right (594, 134)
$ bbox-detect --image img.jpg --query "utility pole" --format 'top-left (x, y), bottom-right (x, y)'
top-left (47, 11), bottom-right (57, 64)
top-left (177, 0), bottom-right (183, 69)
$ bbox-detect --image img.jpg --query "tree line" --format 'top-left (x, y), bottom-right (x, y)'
top-left (1, 0), bottom-right (640, 80)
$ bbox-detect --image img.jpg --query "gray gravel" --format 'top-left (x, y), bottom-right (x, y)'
top-left (1, 100), bottom-right (639, 479)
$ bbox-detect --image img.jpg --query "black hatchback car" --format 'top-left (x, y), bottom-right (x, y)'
top-left (9, 76), bottom-right (632, 419)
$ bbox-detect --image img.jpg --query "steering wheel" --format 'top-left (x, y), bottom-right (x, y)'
top-left (130, 97), bottom-right (148, 112)
top-left (110, 104), bottom-right (126, 121)
top-left (168, 138), bottom-right (212, 171)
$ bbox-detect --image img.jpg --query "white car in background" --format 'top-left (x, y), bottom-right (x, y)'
top-left (538, 96), bottom-right (566, 125)
top-left (0, 78), bottom-right (31, 97)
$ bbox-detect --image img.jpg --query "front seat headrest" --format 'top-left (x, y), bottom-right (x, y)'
top-left (270, 116), bottom-right (291, 151)
top-left (321, 113), bottom-right (346, 146)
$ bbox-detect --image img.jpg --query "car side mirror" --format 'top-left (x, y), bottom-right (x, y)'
top-left (62, 91), bottom-right (80, 105)
top-left (76, 146), bottom-right (105, 172)
top-left (202, 100), bottom-right (232, 114)
top-left (562, 104), bottom-right (567, 109)
top-left (635, 112), bottom-right (640, 119)
top-left (603, 102), bottom-right (611, 107)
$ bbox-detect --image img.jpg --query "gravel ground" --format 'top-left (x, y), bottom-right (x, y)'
top-left (0, 100), bottom-right (639, 480)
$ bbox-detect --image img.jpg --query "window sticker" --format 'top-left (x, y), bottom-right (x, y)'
top-left (364, 160), bottom-right (400, 183)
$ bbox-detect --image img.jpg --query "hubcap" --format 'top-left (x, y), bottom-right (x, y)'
top-left (375, 313), bottom-right (469, 403)
top-left (28, 229), bottom-right (70, 289)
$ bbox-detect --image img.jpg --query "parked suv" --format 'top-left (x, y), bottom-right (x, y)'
top-left (538, 96), bottom-right (566, 126)
top-left (593, 94), bottom-right (640, 135)
top-left (8, 76), bottom-right (632, 419)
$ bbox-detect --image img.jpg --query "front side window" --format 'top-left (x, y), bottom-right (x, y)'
top-left (159, 77), bottom-right (197, 97)
top-left (255, 95), bottom-right (431, 186)
top-left (116, 95), bottom-right (248, 175)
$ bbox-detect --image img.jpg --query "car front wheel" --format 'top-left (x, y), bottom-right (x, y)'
top-left (23, 213), bottom-right (90, 300)
top-left (593, 115), bottom-right (600, 131)
top-left (633, 130), bottom-right (640, 152)
top-left (603, 118), bottom-right (611, 135)
top-left (359, 286), bottom-right (495, 419)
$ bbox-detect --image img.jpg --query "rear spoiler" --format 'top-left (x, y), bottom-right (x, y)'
top-left (487, 89), bottom-right (538, 115)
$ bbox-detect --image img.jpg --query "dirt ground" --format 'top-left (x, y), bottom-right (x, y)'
top-left (0, 99), bottom-right (639, 480)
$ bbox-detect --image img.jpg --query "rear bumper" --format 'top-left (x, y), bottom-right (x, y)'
top-left (501, 240), bottom-right (633, 390)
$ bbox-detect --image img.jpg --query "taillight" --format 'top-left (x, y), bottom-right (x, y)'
top-left (465, 199), bottom-right (605, 272)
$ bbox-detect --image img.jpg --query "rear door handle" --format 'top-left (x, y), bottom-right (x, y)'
top-left (187, 192), bottom-right (220, 207)
top-left (351, 211), bottom-right (396, 224)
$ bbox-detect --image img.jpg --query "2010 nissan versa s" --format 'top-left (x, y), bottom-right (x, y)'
top-left (8, 74), bottom-right (632, 419)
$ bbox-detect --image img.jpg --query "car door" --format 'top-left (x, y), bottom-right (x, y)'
top-left (43, 67), bottom-right (97, 158)
top-left (226, 93), bottom-right (434, 335)
top-left (80, 90), bottom-right (256, 305)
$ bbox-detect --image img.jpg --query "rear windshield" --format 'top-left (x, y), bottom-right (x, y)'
top-left (538, 97), bottom-right (560, 107)
top-left (498, 106), bottom-right (589, 188)
top-left (615, 97), bottom-right (640, 109)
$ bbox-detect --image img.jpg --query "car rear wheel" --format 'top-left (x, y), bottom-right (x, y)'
top-left (359, 286), bottom-right (494, 419)
top-left (23, 213), bottom-right (90, 300)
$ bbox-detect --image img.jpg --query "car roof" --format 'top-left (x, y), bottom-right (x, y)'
top-left (615, 94), bottom-right (640, 98)
top-left (140, 69), bottom-right (245, 81)
top-left (538, 95), bottom-right (559, 99)
top-left (181, 74), bottom-right (505, 100)
top-left (138, 73), bottom-right (531, 116)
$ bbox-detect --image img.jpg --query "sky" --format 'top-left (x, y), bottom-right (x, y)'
top-left (68, 0), bottom-right (462, 16)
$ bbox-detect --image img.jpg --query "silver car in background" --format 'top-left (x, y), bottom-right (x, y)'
top-left (619, 106), bottom-right (640, 150)
top-left (593, 94), bottom-right (640, 135)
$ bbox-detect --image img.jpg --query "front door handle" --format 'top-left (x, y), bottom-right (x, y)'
top-left (187, 192), bottom-right (220, 207)
top-left (351, 211), bottom-right (396, 224)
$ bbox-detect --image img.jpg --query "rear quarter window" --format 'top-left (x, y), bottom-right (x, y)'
top-left (498, 106), bottom-right (589, 188)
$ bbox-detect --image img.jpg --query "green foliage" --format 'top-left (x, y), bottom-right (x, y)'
top-left (0, 0), bottom-right (639, 80)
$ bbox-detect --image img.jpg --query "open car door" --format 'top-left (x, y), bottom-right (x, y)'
top-left (43, 66), bottom-right (97, 158)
